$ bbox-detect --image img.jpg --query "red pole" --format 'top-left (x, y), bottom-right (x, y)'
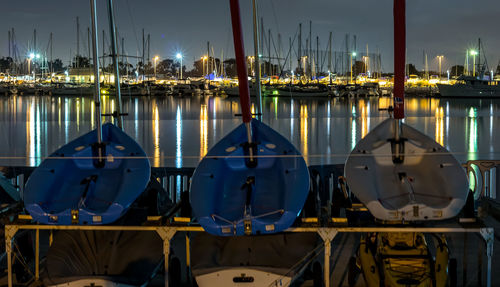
top-left (393, 0), bottom-right (405, 119)
top-left (229, 0), bottom-right (252, 123)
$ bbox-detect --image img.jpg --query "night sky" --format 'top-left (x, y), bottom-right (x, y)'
top-left (2, 0), bottom-right (500, 73)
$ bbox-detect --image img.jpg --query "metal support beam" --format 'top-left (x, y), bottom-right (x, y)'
top-left (156, 227), bottom-right (178, 287)
top-left (317, 228), bottom-right (338, 287)
top-left (480, 228), bottom-right (494, 287)
top-left (35, 229), bottom-right (39, 280)
top-left (3, 224), bottom-right (493, 287)
top-left (5, 225), bottom-right (18, 287)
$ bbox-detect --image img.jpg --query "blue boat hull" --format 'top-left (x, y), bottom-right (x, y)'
top-left (191, 119), bottom-right (309, 236)
top-left (24, 123), bottom-right (151, 225)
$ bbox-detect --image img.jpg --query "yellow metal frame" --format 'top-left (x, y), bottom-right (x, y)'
top-left (4, 224), bottom-right (494, 287)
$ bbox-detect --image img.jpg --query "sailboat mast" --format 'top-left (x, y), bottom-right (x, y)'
top-left (107, 0), bottom-right (123, 128)
top-left (393, 0), bottom-right (405, 120)
top-left (90, 0), bottom-right (103, 147)
top-left (228, 0), bottom-right (254, 165)
top-left (252, 0), bottom-right (262, 120)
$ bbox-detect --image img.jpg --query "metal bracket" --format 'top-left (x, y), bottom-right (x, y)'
top-left (4, 225), bottom-right (18, 253)
top-left (480, 228), bottom-right (494, 256)
top-left (317, 227), bottom-right (338, 243)
top-left (480, 228), bottom-right (494, 287)
top-left (156, 226), bottom-right (177, 242)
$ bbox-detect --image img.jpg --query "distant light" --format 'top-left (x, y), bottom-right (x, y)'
top-left (36, 54), bottom-right (40, 59)
top-left (64, 70), bottom-right (68, 76)
top-left (352, 52), bottom-right (357, 57)
top-left (29, 53), bottom-right (35, 59)
top-left (154, 56), bottom-right (159, 61)
top-left (176, 53), bottom-right (182, 59)
top-left (470, 50), bottom-right (478, 56)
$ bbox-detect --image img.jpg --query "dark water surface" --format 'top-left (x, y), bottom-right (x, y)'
top-left (0, 94), bottom-right (498, 167)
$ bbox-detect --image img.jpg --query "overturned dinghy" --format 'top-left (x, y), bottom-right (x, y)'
top-left (24, 123), bottom-right (151, 225)
top-left (24, 0), bottom-right (150, 225)
top-left (344, 0), bottom-right (468, 222)
top-left (191, 119), bottom-right (309, 236)
top-left (344, 118), bottom-right (468, 221)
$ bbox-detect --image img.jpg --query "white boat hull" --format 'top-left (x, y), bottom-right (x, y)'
top-left (344, 118), bottom-right (469, 221)
top-left (437, 83), bottom-right (500, 97)
top-left (49, 278), bottom-right (135, 287)
top-left (195, 268), bottom-right (292, 287)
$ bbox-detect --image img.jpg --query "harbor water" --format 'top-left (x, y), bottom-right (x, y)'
top-left (0, 94), bottom-right (499, 168)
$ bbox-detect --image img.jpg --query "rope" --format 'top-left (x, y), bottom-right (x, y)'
top-left (267, 242), bottom-right (325, 287)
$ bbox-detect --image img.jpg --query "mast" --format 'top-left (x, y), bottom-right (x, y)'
top-left (34, 29), bottom-right (36, 55)
top-left (309, 20), bottom-right (312, 79)
top-left (102, 30), bottom-right (106, 72)
top-left (328, 32), bottom-right (332, 73)
top-left (50, 32), bottom-right (53, 74)
top-left (147, 33), bottom-right (150, 67)
top-left (393, 0), bottom-right (405, 120)
top-left (316, 35), bottom-right (319, 82)
top-left (142, 29), bottom-right (145, 79)
top-left (298, 23), bottom-right (302, 75)
top-left (260, 17), bottom-right (264, 75)
top-left (87, 28), bottom-right (91, 62)
top-left (207, 41), bottom-right (210, 76)
top-left (289, 37), bottom-right (292, 72)
top-left (121, 37), bottom-right (125, 76)
top-left (107, 0), bottom-right (124, 128)
top-left (478, 38), bottom-right (481, 77)
top-left (228, 0), bottom-right (254, 163)
top-left (90, 0), bottom-right (103, 164)
top-left (76, 16), bottom-right (80, 61)
top-left (8, 31), bottom-right (10, 58)
top-left (268, 29), bottom-right (271, 77)
top-left (252, 0), bottom-right (262, 120)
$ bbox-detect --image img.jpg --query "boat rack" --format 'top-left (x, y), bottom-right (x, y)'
top-left (4, 222), bottom-right (494, 287)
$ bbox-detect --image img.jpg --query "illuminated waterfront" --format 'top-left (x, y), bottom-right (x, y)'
top-left (0, 95), bottom-right (499, 167)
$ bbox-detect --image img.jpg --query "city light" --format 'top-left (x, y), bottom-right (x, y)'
top-left (470, 50), bottom-right (478, 56)
top-left (176, 53), bottom-right (183, 79)
top-left (29, 53), bottom-right (35, 59)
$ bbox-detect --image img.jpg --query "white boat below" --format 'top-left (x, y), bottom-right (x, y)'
top-left (194, 267), bottom-right (292, 287)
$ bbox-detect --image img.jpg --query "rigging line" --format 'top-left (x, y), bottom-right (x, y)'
top-left (268, 243), bottom-right (325, 287)
top-left (277, 27), bottom-right (299, 79)
top-left (125, 0), bottom-right (141, 55)
top-left (269, 0), bottom-right (280, 39)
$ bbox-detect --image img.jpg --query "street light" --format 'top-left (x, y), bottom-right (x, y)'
top-left (176, 53), bottom-right (183, 79)
top-left (350, 52), bottom-right (357, 84)
top-left (27, 53), bottom-right (35, 76)
top-left (201, 56), bottom-right (208, 77)
top-left (436, 55), bottom-right (444, 80)
top-left (248, 56), bottom-right (255, 76)
top-left (470, 50), bottom-right (478, 77)
top-left (153, 56), bottom-right (159, 79)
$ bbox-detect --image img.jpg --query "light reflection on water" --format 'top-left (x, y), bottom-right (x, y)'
top-left (0, 95), bottom-right (499, 167)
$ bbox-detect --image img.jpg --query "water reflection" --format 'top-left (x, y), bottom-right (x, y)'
top-left (435, 107), bottom-right (444, 146)
top-left (467, 107), bottom-right (478, 161)
top-left (176, 105), bottom-right (182, 168)
top-left (300, 104), bottom-right (308, 164)
top-left (152, 102), bottom-right (160, 167)
top-left (1, 95), bottom-right (500, 167)
top-left (200, 104), bottom-right (208, 158)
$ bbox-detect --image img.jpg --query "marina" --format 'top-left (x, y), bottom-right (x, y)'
top-left (0, 0), bottom-right (500, 286)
